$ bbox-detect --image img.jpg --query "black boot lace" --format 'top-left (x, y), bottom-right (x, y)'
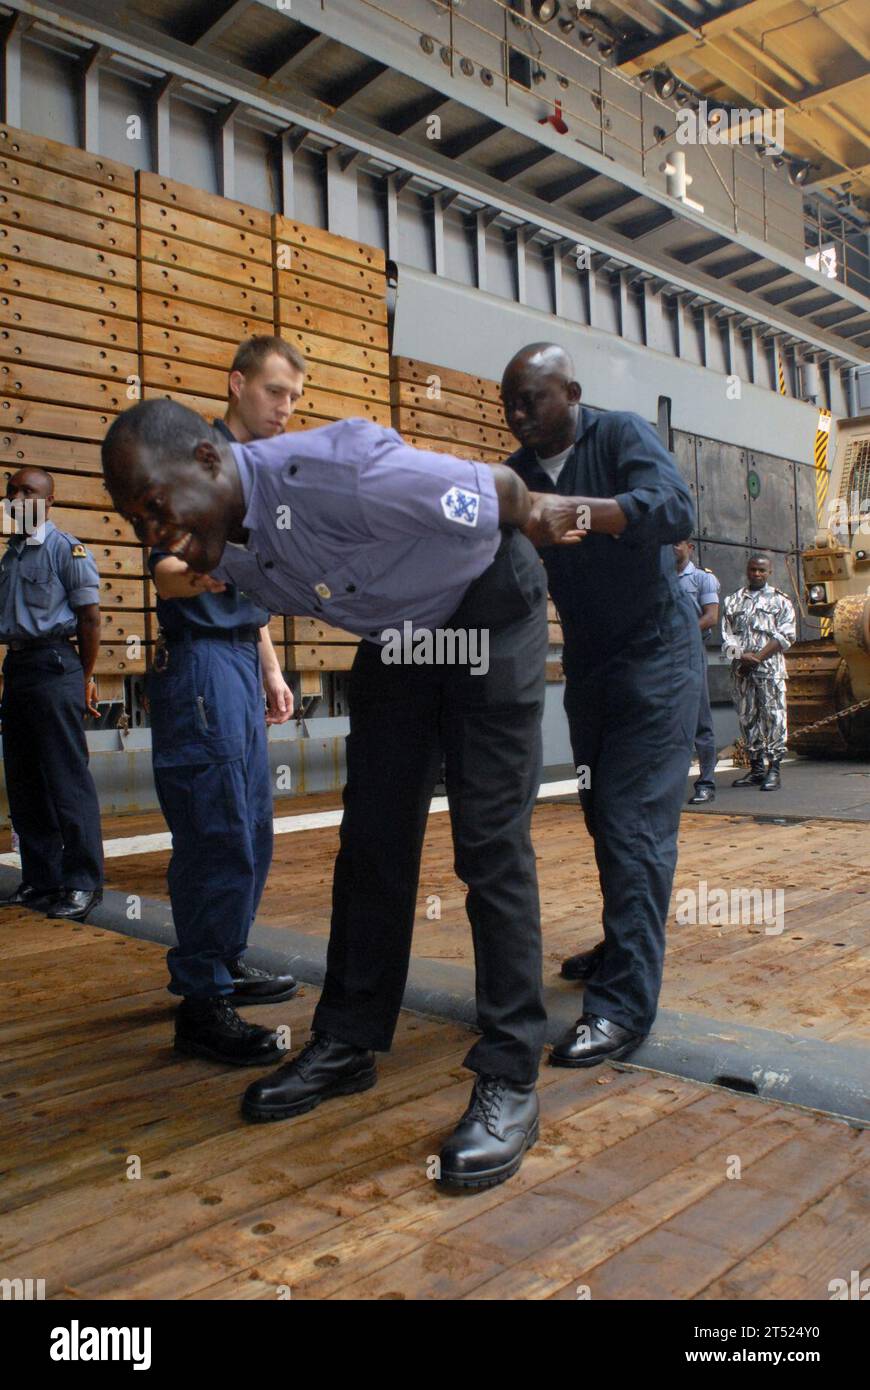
top-left (294, 1034), bottom-right (333, 1074)
top-left (467, 1075), bottom-right (506, 1134)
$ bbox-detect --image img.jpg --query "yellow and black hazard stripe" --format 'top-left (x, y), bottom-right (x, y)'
top-left (814, 408), bottom-right (833, 635)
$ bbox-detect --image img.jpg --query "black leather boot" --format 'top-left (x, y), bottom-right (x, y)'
top-left (241, 1034), bottom-right (377, 1122)
top-left (731, 757), bottom-right (765, 787)
top-left (0, 882), bottom-right (59, 910)
top-left (560, 939), bottom-right (605, 982)
top-left (174, 997), bottom-right (284, 1066)
top-left (761, 759), bottom-right (781, 791)
top-left (227, 956), bottom-right (299, 1005)
top-left (438, 1075), bottom-right (539, 1191)
top-left (549, 1013), bottom-right (645, 1068)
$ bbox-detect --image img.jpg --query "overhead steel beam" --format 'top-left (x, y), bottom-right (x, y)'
top-left (321, 59), bottom-right (389, 109)
top-left (216, 99), bottom-right (240, 199)
top-left (535, 168), bottom-right (599, 203)
top-left (1, 13), bottom-right (29, 128)
top-left (441, 119), bottom-right (502, 161)
top-left (193, 0), bottom-right (253, 50)
top-left (152, 72), bottom-right (180, 177)
top-left (267, 32), bottom-right (332, 85)
top-left (6, 0), bottom-right (866, 365)
top-left (490, 146), bottom-right (552, 183)
top-left (383, 91), bottom-right (450, 138)
top-left (80, 42), bottom-right (107, 154)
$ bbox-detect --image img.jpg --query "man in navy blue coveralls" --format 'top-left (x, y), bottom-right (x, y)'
top-left (148, 337), bottom-right (302, 1067)
top-left (502, 343), bottom-right (700, 1067)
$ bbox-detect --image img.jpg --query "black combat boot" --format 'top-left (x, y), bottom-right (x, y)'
top-left (227, 956), bottom-right (299, 1005)
top-left (560, 939), bottom-right (605, 982)
top-left (174, 997), bottom-right (285, 1066)
top-left (761, 759), bottom-right (781, 791)
top-left (241, 1034), bottom-right (377, 1121)
top-left (438, 1075), bottom-right (539, 1191)
top-left (732, 757), bottom-right (765, 787)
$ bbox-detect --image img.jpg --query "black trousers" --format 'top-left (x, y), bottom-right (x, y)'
top-left (313, 530), bottom-right (549, 1084)
top-left (1, 642), bottom-right (103, 892)
top-left (563, 600), bottom-right (701, 1034)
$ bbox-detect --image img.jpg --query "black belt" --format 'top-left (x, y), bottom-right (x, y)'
top-left (5, 636), bottom-right (74, 653)
top-left (163, 625), bottom-right (260, 644)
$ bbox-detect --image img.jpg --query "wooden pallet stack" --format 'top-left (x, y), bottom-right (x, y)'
top-left (390, 357), bottom-right (565, 680)
top-left (274, 217), bottom-right (392, 686)
top-left (0, 125), bottom-right (147, 701)
top-left (137, 173), bottom-right (279, 663)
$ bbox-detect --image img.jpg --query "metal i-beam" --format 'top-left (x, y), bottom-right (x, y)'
top-left (216, 100), bottom-right (240, 199)
top-left (1, 13), bottom-right (28, 128)
top-left (193, 0), bottom-right (253, 49)
top-left (266, 32), bottom-right (333, 89)
top-left (279, 126), bottom-right (309, 218)
top-left (80, 43), bottom-right (108, 154)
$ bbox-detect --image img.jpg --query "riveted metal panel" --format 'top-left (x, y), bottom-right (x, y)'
top-left (795, 459), bottom-right (820, 544)
top-left (749, 449), bottom-right (796, 552)
top-left (696, 439), bottom-right (750, 544)
top-left (695, 541), bottom-right (749, 645)
top-left (671, 429), bottom-right (698, 511)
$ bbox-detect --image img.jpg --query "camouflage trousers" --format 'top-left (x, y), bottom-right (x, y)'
top-left (731, 669), bottom-right (788, 760)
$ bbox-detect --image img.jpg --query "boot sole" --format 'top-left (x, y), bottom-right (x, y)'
top-left (437, 1119), bottom-right (540, 1192)
top-left (174, 1036), bottom-right (285, 1068)
top-left (548, 1038), bottom-right (643, 1069)
top-left (241, 1066), bottom-right (378, 1122)
top-left (229, 983), bottom-right (300, 1006)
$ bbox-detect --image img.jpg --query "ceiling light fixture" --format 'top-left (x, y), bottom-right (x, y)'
top-left (653, 70), bottom-right (677, 100)
top-left (531, 0), bottom-right (560, 21)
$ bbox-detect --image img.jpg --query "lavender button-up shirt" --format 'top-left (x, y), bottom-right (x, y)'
top-left (210, 418), bottom-right (502, 638)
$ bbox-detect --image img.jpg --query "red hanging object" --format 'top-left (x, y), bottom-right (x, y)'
top-left (539, 100), bottom-right (569, 135)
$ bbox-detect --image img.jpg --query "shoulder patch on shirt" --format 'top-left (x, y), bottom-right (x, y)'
top-left (440, 485), bottom-right (480, 528)
top-left (70, 544), bottom-right (88, 558)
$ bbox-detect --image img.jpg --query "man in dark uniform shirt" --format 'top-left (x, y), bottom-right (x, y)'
top-left (0, 467), bottom-right (104, 920)
top-left (148, 337), bottom-right (301, 1066)
top-left (502, 343), bottom-right (700, 1066)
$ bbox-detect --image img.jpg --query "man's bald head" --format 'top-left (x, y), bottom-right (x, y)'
top-left (503, 342), bottom-right (576, 385)
top-left (501, 341), bottom-right (582, 457)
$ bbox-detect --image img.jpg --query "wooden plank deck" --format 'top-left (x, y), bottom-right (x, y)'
top-left (95, 803), bottom-right (870, 1046)
top-left (0, 918), bottom-right (866, 1301)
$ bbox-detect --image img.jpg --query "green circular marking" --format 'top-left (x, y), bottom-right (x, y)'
top-left (747, 470), bottom-right (761, 499)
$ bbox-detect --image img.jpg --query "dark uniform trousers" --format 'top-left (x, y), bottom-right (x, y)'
top-left (1, 640), bottom-right (103, 892)
top-left (563, 598), bottom-right (701, 1034)
top-left (694, 650), bottom-right (717, 787)
top-left (313, 529), bottom-right (549, 1085)
top-left (147, 630), bottom-right (273, 998)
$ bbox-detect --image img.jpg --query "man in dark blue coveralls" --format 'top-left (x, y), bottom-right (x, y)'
top-left (103, 399), bottom-right (548, 1192)
top-left (0, 467), bottom-right (104, 921)
top-left (502, 343), bottom-right (700, 1067)
top-left (148, 337), bottom-right (302, 1067)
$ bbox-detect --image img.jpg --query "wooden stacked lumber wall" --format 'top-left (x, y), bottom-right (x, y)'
top-left (0, 126), bottom-right (147, 699)
top-left (390, 357), bottom-right (565, 681)
top-left (273, 218), bottom-right (391, 678)
top-left (0, 125), bottom-right (394, 695)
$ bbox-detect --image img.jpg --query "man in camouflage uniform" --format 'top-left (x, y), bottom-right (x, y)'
top-left (722, 554), bottom-right (797, 791)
